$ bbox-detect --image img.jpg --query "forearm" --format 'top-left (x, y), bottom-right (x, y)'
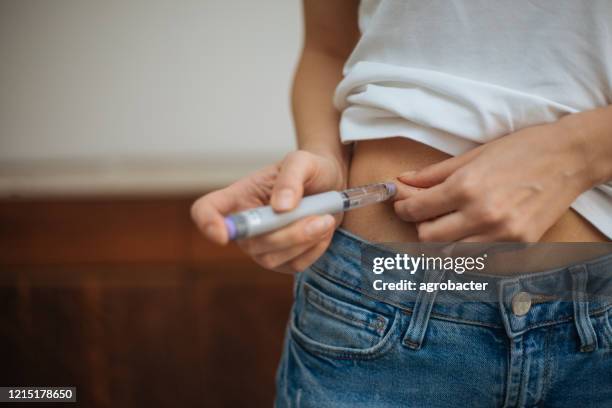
top-left (291, 46), bottom-right (351, 182)
top-left (558, 105), bottom-right (612, 187)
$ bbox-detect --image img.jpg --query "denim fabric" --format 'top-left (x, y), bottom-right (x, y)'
top-left (275, 229), bottom-right (612, 408)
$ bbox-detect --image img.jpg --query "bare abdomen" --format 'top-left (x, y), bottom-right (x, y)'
top-left (341, 137), bottom-right (608, 243)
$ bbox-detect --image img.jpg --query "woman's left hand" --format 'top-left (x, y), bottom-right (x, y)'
top-left (393, 121), bottom-right (596, 242)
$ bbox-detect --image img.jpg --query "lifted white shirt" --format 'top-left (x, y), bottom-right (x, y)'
top-left (334, 0), bottom-right (612, 238)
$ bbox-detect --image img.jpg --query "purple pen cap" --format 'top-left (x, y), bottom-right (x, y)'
top-left (224, 216), bottom-right (237, 240)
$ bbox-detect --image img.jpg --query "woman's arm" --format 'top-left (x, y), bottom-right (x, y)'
top-left (192, 0), bottom-right (359, 273)
top-left (290, 0), bottom-right (359, 188)
top-left (558, 105), bottom-right (612, 186)
top-left (393, 106), bottom-right (612, 242)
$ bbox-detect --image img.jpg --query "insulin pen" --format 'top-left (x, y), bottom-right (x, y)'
top-left (224, 182), bottom-right (397, 240)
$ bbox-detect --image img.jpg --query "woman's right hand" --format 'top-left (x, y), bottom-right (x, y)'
top-left (191, 150), bottom-right (346, 273)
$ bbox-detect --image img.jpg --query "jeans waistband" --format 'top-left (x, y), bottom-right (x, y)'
top-left (310, 229), bottom-right (612, 344)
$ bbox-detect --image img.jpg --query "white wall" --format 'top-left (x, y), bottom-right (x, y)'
top-left (0, 0), bottom-right (302, 194)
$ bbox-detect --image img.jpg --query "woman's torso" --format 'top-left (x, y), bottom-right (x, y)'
top-left (337, 1), bottom-right (612, 241)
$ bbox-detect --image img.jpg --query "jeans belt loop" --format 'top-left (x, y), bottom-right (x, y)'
top-left (570, 264), bottom-right (598, 353)
top-left (402, 269), bottom-right (446, 350)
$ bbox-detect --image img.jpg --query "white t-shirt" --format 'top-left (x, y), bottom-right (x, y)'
top-left (334, 0), bottom-right (612, 239)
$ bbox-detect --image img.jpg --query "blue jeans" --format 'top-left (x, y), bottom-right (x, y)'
top-left (275, 229), bottom-right (612, 407)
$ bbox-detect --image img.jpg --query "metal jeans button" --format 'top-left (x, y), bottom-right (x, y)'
top-left (512, 292), bottom-right (532, 316)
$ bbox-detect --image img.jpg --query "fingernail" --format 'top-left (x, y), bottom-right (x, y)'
top-left (275, 189), bottom-right (295, 210)
top-left (205, 224), bottom-right (223, 242)
top-left (305, 216), bottom-right (333, 237)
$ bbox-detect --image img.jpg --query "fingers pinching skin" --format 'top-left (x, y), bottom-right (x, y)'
top-left (391, 182), bottom-right (422, 201)
top-left (393, 182), bottom-right (457, 222)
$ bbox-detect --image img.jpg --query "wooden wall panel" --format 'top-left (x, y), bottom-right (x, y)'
top-left (0, 197), bottom-right (293, 407)
top-left (0, 197), bottom-right (241, 265)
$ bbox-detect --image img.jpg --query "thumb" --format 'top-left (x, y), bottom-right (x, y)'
top-left (398, 146), bottom-right (482, 187)
top-left (270, 151), bottom-right (317, 212)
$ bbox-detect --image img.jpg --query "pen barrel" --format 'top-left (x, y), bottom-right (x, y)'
top-left (225, 191), bottom-right (344, 240)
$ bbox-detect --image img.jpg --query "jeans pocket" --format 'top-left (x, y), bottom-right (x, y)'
top-left (290, 274), bottom-right (400, 360)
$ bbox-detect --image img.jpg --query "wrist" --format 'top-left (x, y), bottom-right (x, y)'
top-left (558, 112), bottom-right (611, 188)
top-left (300, 144), bottom-right (350, 189)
